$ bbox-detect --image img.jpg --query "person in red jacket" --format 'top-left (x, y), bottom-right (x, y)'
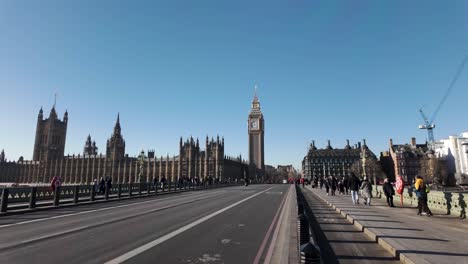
top-left (300, 177), bottom-right (305, 187)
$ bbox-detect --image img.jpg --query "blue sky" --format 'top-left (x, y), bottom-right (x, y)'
top-left (1, 1), bottom-right (467, 170)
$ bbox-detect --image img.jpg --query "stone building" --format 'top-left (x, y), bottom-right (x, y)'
top-left (32, 106), bottom-right (68, 161)
top-left (434, 132), bottom-right (468, 185)
top-left (83, 135), bottom-right (98, 156)
top-left (106, 114), bottom-right (125, 161)
top-left (0, 105), bottom-right (247, 184)
top-left (302, 139), bottom-right (377, 181)
top-left (380, 137), bottom-right (449, 185)
top-left (248, 89), bottom-right (265, 173)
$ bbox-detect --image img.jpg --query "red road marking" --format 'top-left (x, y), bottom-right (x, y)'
top-left (252, 190), bottom-right (288, 264)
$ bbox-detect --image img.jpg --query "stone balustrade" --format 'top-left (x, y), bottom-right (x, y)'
top-left (373, 185), bottom-right (467, 217)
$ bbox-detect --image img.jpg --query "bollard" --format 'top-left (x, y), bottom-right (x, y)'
top-left (90, 185), bottom-right (96, 201)
top-left (147, 182), bottom-right (151, 196)
top-left (138, 183), bottom-right (142, 196)
top-left (53, 186), bottom-right (61, 206)
top-left (300, 242), bottom-right (321, 264)
top-left (1, 188), bottom-right (9, 213)
top-left (105, 185), bottom-right (109, 200)
top-left (117, 184), bottom-right (122, 199)
top-left (155, 183), bottom-right (158, 194)
top-left (29, 187), bottom-right (37, 209)
top-left (73, 185), bottom-right (80, 204)
top-left (129, 182), bottom-right (133, 197)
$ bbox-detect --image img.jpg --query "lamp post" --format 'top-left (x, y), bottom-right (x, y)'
top-left (137, 150), bottom-right (146, 183)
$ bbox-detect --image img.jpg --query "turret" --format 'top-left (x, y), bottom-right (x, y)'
top-left (63, 110), bottom-right (68, 123)
top-left (38, 107), bottom-right (43, 120)
top-left (49, 106), bottom-right (57, 120)
top-left (0, 149), bottom-right (5, 163)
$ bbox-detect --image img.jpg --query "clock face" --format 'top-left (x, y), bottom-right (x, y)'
top-left (251, 121), bottom-right (258, 129)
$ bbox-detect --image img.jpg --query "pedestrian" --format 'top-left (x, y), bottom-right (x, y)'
top-left (343, 177), bottom-right (349, 195)
top-left (415, 175), bottom-right (433, 216)
top-left (161, 176), bottom-right (166, 190)
top-left (50, 176), bottom-right (57, 192)
top-left (349, 172), bottom-right (361, 204)
top-left (99, 177), bottom-right (105, 194)
top-left (92, 179), bottom-right (99, 193)
top-left (300, 177), bottom-right (305, 188)
top-left (360, 177), bottom-right (372, 206)
top-left (338, 179), bottom-right (345, 194)
top-left (319, 179), bottom-right (324, 189)
top-left (383, 178), bottom-right (395, 207)
top-left (331, 176), bottom-right (338, 196)
top-left (106, 177), bottom-right (112, 192)
top-left (324, 179), bottom-right (330, 195)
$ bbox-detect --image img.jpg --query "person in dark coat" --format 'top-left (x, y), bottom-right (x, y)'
top-left (331, 176), bottom-right (338, 196)
top-left (106, 177), bottom-right (112, 190)
top-left (343, 177), bottom-right (349, 194)
top-left (324, 178), bottom-right (330, 195)
top-left (383, 179), bottom-right (395, 207)
top-left (349, 173), bottom-right (361, 204)
top-left (99, 177), bottom-right (105, 194)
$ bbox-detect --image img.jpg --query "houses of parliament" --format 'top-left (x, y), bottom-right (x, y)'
top-left (0, 92), bottom-right (265, 184)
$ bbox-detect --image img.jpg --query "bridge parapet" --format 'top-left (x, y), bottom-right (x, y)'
top-left (373, 186), bottom-right (467, 217)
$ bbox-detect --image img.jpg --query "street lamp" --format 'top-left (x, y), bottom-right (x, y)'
top-left (137, 150), bottom-right (146, 183)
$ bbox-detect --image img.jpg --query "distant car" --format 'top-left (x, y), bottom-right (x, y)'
top-left (282, 179), bottom-right (288, 184)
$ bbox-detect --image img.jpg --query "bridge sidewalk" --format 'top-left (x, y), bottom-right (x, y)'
top-left (305, 186), bottom-right (468, 264)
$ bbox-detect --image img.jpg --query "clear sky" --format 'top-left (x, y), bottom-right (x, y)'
top-left (1, 1), bottom-right (467, 170)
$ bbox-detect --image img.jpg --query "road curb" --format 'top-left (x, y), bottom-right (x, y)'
top-left (306, 188), bottom-right (425, 264)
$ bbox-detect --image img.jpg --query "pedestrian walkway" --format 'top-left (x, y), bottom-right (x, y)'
top-left (301, 187), bottom-right (400, 264)
top-left (305, 186), bottom-right (468, 264)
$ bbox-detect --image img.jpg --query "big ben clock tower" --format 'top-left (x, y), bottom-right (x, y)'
top-left (248, 86), bottom-right (265, 171)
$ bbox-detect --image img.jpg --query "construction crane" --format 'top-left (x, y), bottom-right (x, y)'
top-left (418, 55), bottom-right (468, 149)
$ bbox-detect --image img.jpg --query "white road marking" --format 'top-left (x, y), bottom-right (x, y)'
top-left (0, 190), bottom-right (224, 229)
top-left (0, 192), bottom-right (225, 251)
top-left (104, 186), bottom-right (277, 264)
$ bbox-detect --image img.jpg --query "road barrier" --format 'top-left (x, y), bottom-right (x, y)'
top-left (295, 185), bottom-right (321, 264)
top-left (0, 181), bottom-right (237, 214)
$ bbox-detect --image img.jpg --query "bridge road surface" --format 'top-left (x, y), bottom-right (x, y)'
top-left (0, 184), bottom-right (289, 264)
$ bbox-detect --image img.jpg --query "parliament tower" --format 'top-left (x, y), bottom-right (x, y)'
top-left (33, 106), bottom-right (68, 161)
top-left (248, 87), bottom-right (265, 171)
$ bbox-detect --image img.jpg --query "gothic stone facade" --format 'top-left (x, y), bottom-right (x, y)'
top-left (0, 106), bottom-right (247, 184)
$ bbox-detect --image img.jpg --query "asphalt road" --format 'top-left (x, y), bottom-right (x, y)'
top-left (0, 184), bottom-right (288, 264)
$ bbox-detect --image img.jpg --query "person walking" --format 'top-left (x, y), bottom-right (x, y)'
top-left (349, 173), bottom-right (361, 204)
top-left (106, 177), bottom-right (112, 192)
top-left (415, 175), bottom-right (433, 216)
top-left (383, 179), bottom-right (395, 207)
top-left (338, 179), bottom-right (345, 194)
top-left (92, 179), bottom-right (99, 194)
top-left (360, 176), bottom-right (372, 206)
top-left (343, 176), bottom-right (349, 195)
top-left (324, 178), bottom-right (330, 195)
top-left (331, 176), bottom-right (338, 196)
top-left (300, 177), bottom-right (305, 188)
top-left (99, 177), bottom-right (105, 194)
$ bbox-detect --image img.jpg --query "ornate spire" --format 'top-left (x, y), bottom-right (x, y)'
top-left (114, 113), bottom-right (121, 134)
top-left (253, 84), bottom-right (258, 102)
top-left (251, 85), bottom-right (261, 112)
